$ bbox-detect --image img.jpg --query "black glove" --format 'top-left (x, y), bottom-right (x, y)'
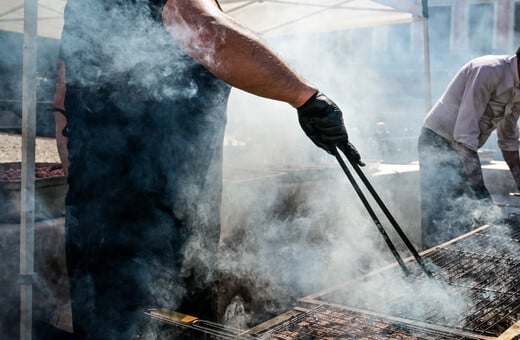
top-left (297, 91), bottom-right (364, 166)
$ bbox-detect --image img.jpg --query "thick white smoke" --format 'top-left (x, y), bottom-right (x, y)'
top-left (2, 1), bottom-right (517, 338)
top-left (218, 5), bottom-right (516, 331)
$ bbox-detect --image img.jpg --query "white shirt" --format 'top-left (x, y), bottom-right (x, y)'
top-left (423, 55), bottom-right (520, 151)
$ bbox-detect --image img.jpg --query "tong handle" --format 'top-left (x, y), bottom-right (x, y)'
top-left (333, 149), bottom-right (410, 276)
top-left (346, 157), bottom-right (433, 278)
top-left (334, 148), bottom-right (433, 278)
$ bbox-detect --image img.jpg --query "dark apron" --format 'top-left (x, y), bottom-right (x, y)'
top-left (63, 74), bottom-right (230, 340)
top-left (60, 2), bottom-right (231, 337)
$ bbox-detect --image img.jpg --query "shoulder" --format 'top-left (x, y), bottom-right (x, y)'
top-left (459, 55), bottom-right (511, 87)
top-left (465, 55), bottom-right (510, 74)
top-left (163, 0), bottom-right (224, 26)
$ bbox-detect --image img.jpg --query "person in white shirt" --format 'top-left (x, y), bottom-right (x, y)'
top-left (418, 47), bottom-right (520, 249)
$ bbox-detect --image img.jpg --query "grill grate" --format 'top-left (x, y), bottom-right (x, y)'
top-left (306, 222), bottom-right (520, 337)
top-left (264, 305), bottom-right (486, 339)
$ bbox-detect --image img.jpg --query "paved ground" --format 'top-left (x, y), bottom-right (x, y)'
top-left (0, 132), bottom-right (60, 164)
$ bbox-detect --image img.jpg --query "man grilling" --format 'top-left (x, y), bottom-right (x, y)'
top-left (418, 47), bottom-right (520, 249)
top-left (52, 0), bottom-right (363, 338)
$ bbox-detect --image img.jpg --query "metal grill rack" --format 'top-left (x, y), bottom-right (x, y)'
top-left (149, 222), bottom-right (520, 339)
top-left (299, 222), bottom-right (520, 338)
top-left (263, 305), bottom-right (489, 339)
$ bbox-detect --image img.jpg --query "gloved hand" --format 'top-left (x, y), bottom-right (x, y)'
top-left (297, 91), bottom-right (364, 166)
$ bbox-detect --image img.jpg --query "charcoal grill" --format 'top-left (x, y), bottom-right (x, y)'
top-left (261, 305), bottom-right (492, 339)
top-left (148, 220), bottom-right (520, 339)
top-left (285, 219), bottom-right (520, 339)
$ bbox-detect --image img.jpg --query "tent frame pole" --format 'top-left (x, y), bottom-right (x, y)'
top-left (20, 0), bottom-right (38, 339)
top-left (422, 0), bottom-right (431, 112)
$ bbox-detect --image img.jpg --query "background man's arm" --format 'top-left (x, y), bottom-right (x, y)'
top-left (502, 150), bottom-right (520, 191)
top-left (454, 142), bottom-right (491, 199)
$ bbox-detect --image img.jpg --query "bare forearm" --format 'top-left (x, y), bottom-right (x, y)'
top-left (502, 150), bottom-right (520, 190)
top-left (454, 142), bottom-right (485, 188)
top-left (162, 0), bottom-right (317, 107)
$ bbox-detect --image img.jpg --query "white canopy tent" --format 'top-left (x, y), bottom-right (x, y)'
top-left (0, 0), bottom-right (431, 106)
top-left (0, 0), bottom-right (432, 96)
top-left (1, 1), bottom-right (430, 339)
top-left (219, 0), bottom-right (426, 36)
top-left (1, 0), bottom-right (427, 39)
top-left (0, 0), bottom-right (65, 39)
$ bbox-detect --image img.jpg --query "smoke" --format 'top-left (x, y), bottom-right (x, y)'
top-left (217, 3), bottom-right (515, 331)
top-left (1, 1), bottom-right (517, 338)
top-left (219, 25), bottom-right (412, 327)
top-left (328, 267), bottom-right (470, 324)
top-left (218, 165), bottom-right (426, 326)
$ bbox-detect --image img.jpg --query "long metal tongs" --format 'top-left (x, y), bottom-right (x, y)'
top-left (332, 148), bottom-right (433, 279)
